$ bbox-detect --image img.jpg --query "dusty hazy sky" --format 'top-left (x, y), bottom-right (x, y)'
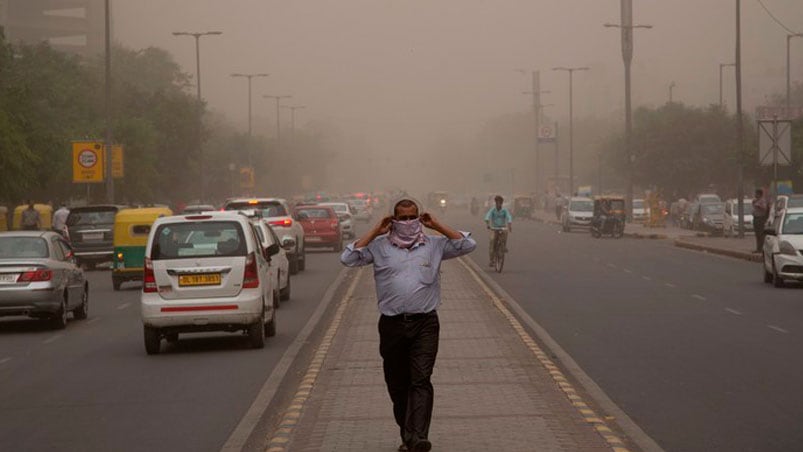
top-left (113, 0), bottom-right (802, 153)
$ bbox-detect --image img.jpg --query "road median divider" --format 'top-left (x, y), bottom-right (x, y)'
top-left (674, 239), bottom-right (761, 263)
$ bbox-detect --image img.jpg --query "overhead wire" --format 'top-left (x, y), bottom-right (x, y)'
top-left (755, 0), bottom-right (800, 35)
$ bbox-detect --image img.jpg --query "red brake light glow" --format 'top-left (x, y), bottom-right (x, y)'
top-left (268, 219), bottom-right (293, 227)
top-left (242, 252), bottom-right (260, 289)
top-left (18, 269), bottom-right (52, 282)
top-left (143, 258), bottom-right (157, 293)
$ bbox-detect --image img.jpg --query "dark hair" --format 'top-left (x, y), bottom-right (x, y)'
top-left (393, 199), bottom-right (419, 217)
top-left (755, 189), bottom-right (763, 196)
top-left (494, 195), bottom-right (503, 202)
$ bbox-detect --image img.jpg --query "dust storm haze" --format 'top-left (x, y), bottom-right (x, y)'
top-left (113, 0), bottom-right (801, 197)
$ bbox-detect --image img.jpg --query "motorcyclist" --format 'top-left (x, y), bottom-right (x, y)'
top-left (484, 195), bottom-right (512, 267)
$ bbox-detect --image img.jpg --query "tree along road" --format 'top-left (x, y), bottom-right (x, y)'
top-left (0, 250), bottom-right (345, 452)
top-left (454, 209), bottom-right (803, 452)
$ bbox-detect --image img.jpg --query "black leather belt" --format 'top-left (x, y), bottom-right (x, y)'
top-left (385, 311), bottom-right (437, 321)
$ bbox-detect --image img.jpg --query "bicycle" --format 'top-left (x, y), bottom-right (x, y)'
top-left (490, 226), bottom-right (508, 273)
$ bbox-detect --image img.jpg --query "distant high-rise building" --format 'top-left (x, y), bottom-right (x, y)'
top-left (0, 0), bottom-right (105, 57)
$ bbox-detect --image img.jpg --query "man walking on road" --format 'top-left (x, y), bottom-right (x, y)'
top-left (752, 189), bottom-right (769, 253)
top-left (340, 198), bottom-right (476, 452)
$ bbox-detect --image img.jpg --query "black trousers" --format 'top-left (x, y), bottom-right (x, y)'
top-left (378, 311), bottom-right (440, 445)
top-left (754, 216), bottom-right (767, 251)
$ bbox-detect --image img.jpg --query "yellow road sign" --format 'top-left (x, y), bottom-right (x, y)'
top-left (72, 141), bottom-right (105, 183)
top-left (240, 167), bottom-right (255, 189)
top-left (110, 145), bottom-right (124, 179)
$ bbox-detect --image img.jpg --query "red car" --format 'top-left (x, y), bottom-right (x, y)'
top-left (294, 206), bottom-right (343, 252)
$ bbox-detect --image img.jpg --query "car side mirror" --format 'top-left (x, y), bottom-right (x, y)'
top-left (266, 243), bottom-right (280, 257)
top-left (281, 237), bottom-right (296, 250)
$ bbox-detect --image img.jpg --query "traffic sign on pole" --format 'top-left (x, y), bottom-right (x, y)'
top-left (72, 141), bottom-right (105, 183)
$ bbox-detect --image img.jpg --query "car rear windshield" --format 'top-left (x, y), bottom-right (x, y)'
top-left (0, 237), bottom-right (49, 258)
top-left (633, 200), bottom-right (644, 208)
top-left (703, 204), bottom-right (724, 214)
top-left (66, 209), bottom-right (116, 226)
top-left (296, 208), bottom-right (333, 219)
top-left (783, 213), bottom-right (803, 234)
top-left (225, 201), bottom-right (287, 217)
top-left (570, 201), bottom-right (593, 211)
top-left (151, 221), bottom-right (247, 259)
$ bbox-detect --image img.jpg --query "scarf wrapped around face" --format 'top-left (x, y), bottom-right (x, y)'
top-left (389, 218), bottom-right (426, 248)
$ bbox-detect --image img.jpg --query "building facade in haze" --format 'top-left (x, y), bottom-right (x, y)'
top-left (0, 0), bottom-right (105, 57)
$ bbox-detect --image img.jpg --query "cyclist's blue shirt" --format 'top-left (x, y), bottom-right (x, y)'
top-left (485, 207), bottom-right (513, 228)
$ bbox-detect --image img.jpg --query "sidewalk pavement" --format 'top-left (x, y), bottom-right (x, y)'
top-left (531, 209), bottom-right (761, 262)
top-left (263, 259), bottom-right (637, 452)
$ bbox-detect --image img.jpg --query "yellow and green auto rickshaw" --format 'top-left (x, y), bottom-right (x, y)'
top-left (0, 206), bottom-right (8, 231)
top-left (112, 207), bottom-right (173, 291)
top-left (12, 203), bottom-right (53, 230)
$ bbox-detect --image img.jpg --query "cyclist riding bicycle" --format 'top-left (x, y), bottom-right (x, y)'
top-left (484, 195), bottom-right (513, 267)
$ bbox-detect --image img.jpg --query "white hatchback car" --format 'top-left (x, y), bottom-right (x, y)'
top-left (252, 220), bottom-right (292, 305)
top-left (561, 197), bottom-right (593, 232)
top-left (763, 207), bottom-right (803, 288)
top-left (140, 212), bottom-right (276, 354)
top-left (223, 198), bottom-right (306, 274)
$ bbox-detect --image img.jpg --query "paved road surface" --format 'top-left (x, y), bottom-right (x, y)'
top-left (0, 250), bottom-right (345, 452)
top-left (452, 208), bottom-right (803, 452)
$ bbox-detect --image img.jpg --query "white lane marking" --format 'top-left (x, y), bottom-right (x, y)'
top-left (768, 325), bottom-right (790, 334)
top-left (642, 276), bottom-right (652, 281)
top-left (87, 317), bottom-right (101, 324)
top-left (42, 334), bottom-right (63, 344)
top-left (692, 294), bottom-right (707, 301)
top-left (725, 308), bottom-right (743, 316)
top-left (623, 268), bottom-right (633, 274)
top-left (606, 263), bottom-right (616, 268)
top-left (0, 357), bottom-right (12, 365)
top-left (117, 302), bottom-right (131, 310)
top-left (665, 282), bottom-right (676, 288)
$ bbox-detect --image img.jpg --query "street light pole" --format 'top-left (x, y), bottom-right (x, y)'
top-left (668, 81), bottom-right (676, 103)
top-left (788, 33), bottom-right (803, 112)
top-left (104, 0), bottom-right (113, 203)
top-left (552, 66), bottom-right (589, 196)
top-left (263, 95), bottom-right (293, 152)
top-left (604, 0), bottom-right (652, 221)
top-left (719, 62), bottom-right (736, 108)
top-left (280, 105), bottom-right (306, 139)
top-left (231, 73), bottom-right (269, 167)
top-left (172, 30), bottom-right (222, 201)
top-left (736, 0), bottom-right (745, 238)
top-left (517, 69), bottom-right (549, 193)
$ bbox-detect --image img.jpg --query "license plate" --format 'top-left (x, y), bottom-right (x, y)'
top-left (306, 236), bottom-right (323, 242)
top-left (0, 274), bottom-right (18, 283)
top-left (178, 273), bottom-right (221, 287)
top-left (83, 232), bottom-right (103, 241)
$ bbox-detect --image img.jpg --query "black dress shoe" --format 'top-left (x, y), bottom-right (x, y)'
top-left (410, 439), bottom-right (432, 452)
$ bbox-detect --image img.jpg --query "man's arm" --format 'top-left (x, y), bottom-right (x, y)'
top-left (340, 216), bottom-right (391, 267)
top-left (421, 213), bottom-right (461, 239)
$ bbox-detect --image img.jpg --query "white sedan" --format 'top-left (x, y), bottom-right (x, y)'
top-left (763, 207), bottom-right (803, 288)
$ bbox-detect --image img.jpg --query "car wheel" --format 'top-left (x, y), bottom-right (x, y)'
top-left (266, 310), bottom-right (277, 338)
top-left (50, 298), bottom-right (68, 330)
top-left (289, 253), bottom-right (300, 275)
top-left (298, 247), bottom-right (306, 272)
top-left (280, 275), bottom-right (291, 301)
top-left (772, 260), bottom-right (785, 288)
top-left (73, 285), bottom-right (89, 320)
top-left (144, 326), bottom-right (161, 355)
top-left (248, 313), bottom-right (266, 349)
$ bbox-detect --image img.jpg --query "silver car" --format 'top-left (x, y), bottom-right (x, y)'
top-left (0, 231), bottom-right (89, 329)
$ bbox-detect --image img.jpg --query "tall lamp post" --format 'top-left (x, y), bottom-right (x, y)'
top-left (552, 66), bottom-right (589, 196)
top-left (263, 95), bottom-right (293, 151)
top-left (104, 0), bottom-right (113, 202)
top-left (172, 30), bottom-right (222, 201)
top-left (281, 105), bottom-right (306, 139)
top-left (735, 0), bottom-right (745, 238)
top-left (605, 0), bottom-right (652, 220)
top-left (668, 81), bottom-right (676, 103)
top-left (787, 33), bottom-right (803, 112)
top-left (719, 62), bottom-right (735, 108)
top-left (516, 69), bottom-right (549, 192)
top-left (231, 73), bottom-right (269, 167)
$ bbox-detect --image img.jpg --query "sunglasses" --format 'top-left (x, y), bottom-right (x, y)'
top-left (396, 215), bottom-right (419, 221)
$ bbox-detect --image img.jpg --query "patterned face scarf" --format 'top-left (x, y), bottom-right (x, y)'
top-left (389, 218), bottom-right (425, 248)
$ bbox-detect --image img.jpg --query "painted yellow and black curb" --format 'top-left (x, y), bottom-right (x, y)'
top-left (264, 268), bottom-right (363, 452)
top-left (459, 258), bottom-right (632, 452)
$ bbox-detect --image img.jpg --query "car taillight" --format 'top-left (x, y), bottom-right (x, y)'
top-left (268, 219), bottom-right (293, 227)
top-left (242, 252), bottom-right (259, 289)
top-left (18, 269), bottom-right (52, 282)
top-left (330, 220), bottom-right (339, 229)
top-left (143, 258), bottom-right (157, 293)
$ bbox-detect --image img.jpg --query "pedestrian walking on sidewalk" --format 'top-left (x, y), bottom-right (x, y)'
top-left (340, 198), bottom-right (476, 452)
top-left (752, 189), bottom-right (769, 253)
